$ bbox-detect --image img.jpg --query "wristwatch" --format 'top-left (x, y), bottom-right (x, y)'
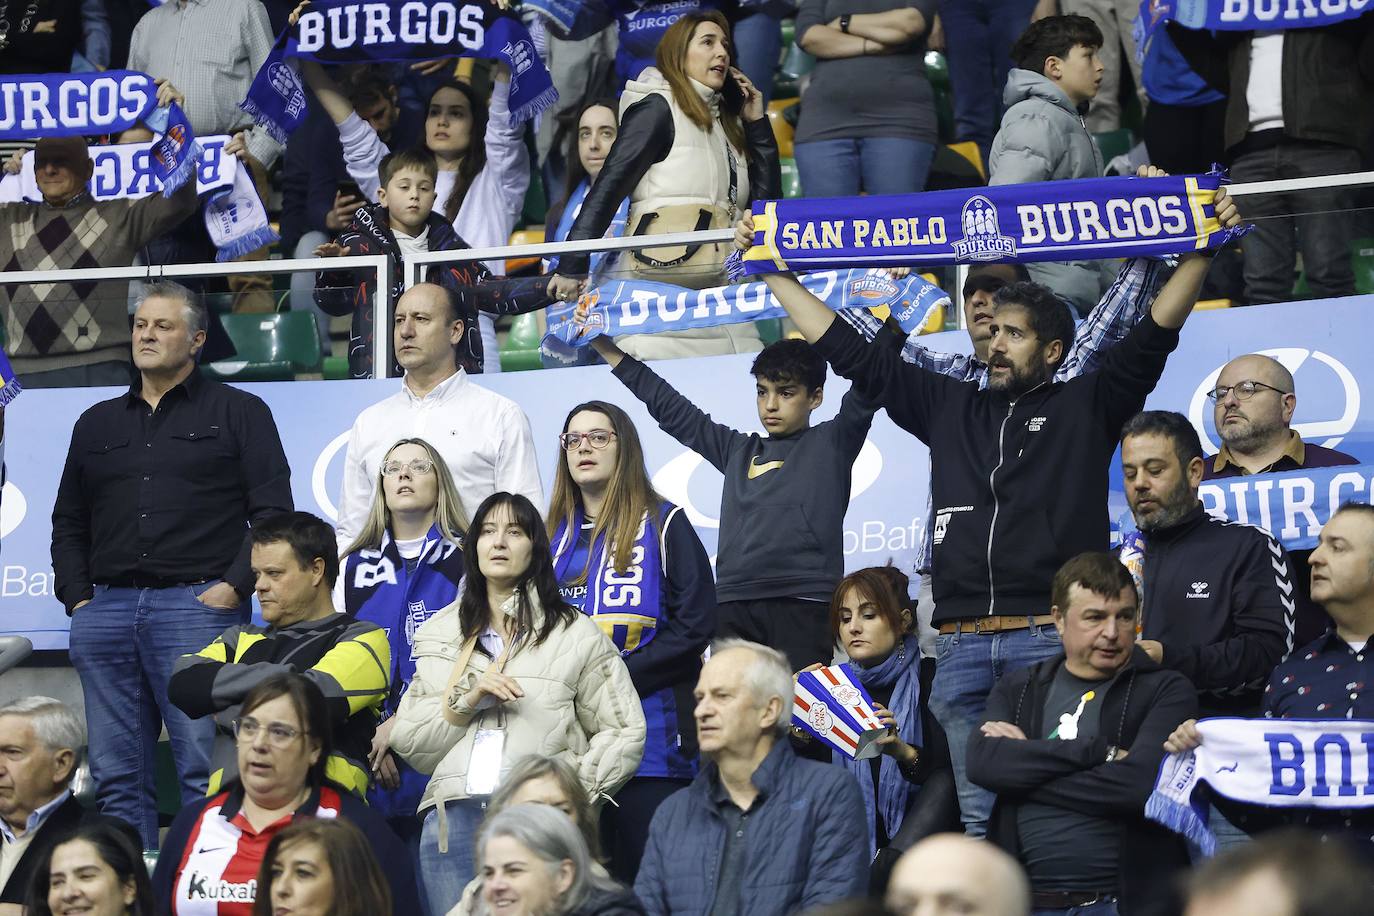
top-left (840, 14), bottom-right (852, 32)
top-left (1105, 745), bottom-right (1120, 762)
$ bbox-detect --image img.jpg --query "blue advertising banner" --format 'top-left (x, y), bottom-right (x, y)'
top-left (4, 294), bottom-right (1371, 649)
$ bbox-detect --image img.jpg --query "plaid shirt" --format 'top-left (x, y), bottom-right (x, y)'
top-left (909, 257), bottom-right (1166, 573)
top-left (127, 0), bottom-right (281, 167)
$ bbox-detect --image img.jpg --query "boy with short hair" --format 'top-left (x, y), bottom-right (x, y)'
top-left (990, 14), bottom-right (1107, 314)
top-left (591, 334), bottom-right (875, 671)
top-left (315, 147), bottom-right (547, 377)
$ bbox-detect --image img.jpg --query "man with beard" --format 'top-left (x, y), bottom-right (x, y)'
top-left (736, 187), bottom-right (1242, 836)
top-left (1121, 410), bottom-right (1293, 719)
top-left (1203, 353), bottom-right (1359, 647)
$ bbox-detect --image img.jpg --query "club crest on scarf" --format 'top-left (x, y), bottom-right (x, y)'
top-left (953, 195), bottom-right (1017, 262)
top-left (793, 664), bottom-right (889, 760)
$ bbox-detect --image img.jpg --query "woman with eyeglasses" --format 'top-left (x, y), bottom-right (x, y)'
top-left (339, 437), bottom-right (467, 843)
top-left (152, 673), bottom-right (421, 915)
top-left (547, 401), bottom-right (716, 882)
top-left (389, 492), bottom-right (646, 915)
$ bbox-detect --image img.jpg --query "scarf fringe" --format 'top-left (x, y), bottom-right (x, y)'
top-left (1145, 790), bottom-right (1217, 857)
top-left (723, 249), bottom-right (745, 283)
top-left (238, 98), bottom-right (292, 146)
top-left (159, 138), bottom-right (203, 197)
top-left (214, 224), bottom-right (280, 262)
top-left (508, 84), bottom-right (560, 127)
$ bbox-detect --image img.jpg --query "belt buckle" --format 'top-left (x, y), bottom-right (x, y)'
top-left (972, 617), bottom-right (994, 635)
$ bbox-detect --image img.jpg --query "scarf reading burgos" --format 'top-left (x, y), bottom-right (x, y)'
top-left (735, 174), bottom-right (1250, 277)
top-left (1139, 0), bottom-right (1370, 32)
top-left (541, 269), bottom-right (950, 363)
top-left (241, 0), bottom-right (558, 143)
top-left (0, 71), bottom-right (200, 194)
top-left (1146, 718), bottom-right (1374, 855)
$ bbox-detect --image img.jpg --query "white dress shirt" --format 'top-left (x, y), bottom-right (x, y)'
top-left (335, 370), bottom-right (544, 554)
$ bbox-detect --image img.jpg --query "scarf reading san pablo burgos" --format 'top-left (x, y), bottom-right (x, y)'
top-left (735, 174), bottom-right (1250, 278)
top-left (541, 269), bottom-right (950, 364)
top-left (1139, 0), bottom-right (1370, 33)
top-left (1146, 718), bottom-right (1374, 855)
top-left (242, 0), bottom-right (558, 143)
top-left (0, 71), bottom-right (200, 194)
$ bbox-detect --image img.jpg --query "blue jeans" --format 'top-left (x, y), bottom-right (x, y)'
top-left (1033, 900), bottom-right (1119, 916)
top-left (67, 582), bottom-right (247, 849)
top-left (419, 798), bottom-right (489, 915)
top-left (794, 137), bottom-right (936, 198)
top-left (733, 10), bottom-right (783, 108)
top-left (290, 230), bottom-right (334, 351)
top-left (939, 0), bottom-right (1040, 151)
top-left (929, 622), bottom-right (1065, 837)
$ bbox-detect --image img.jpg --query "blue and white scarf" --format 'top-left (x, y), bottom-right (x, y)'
top-left (0, 71), bottom-right (200, 194)
top-left (844, 634), bottom-right (923, 858)
top-left (734, 174), bottom-right (1250, 278)
top-left (0, 136), bottom-right (277, 262)
top-left (546, 179), bottom-right (630, 280)
top-left (551, 506), bottom-right (664, 628)
top-left (242, 0), bottom-right (558, 143)
top-left (0, 351), bottom-right (21, 407)
top-left (1147, 717), bottom-right (1374, 855)
top-left (542, 269), bottom-right (949, 362)
top-left (1139, 0), bottom-right (1370, 33)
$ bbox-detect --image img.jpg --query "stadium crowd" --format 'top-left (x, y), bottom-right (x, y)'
top-left (2, 0), bottom-right (1374, 915)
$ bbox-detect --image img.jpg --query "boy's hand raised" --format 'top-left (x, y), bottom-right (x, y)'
top-left (314, 241), bottom-right (352, 258)
top-left (734, 213), bottom-right (755, 252)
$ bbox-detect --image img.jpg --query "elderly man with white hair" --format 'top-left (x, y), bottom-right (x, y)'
top-left (0, 696), bottom-right (104, 910)
top-left (635, 639), bottom-right (867, 916)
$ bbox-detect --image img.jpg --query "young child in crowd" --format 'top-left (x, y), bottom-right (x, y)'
top-left (589, 333), bottom-right (875, 672)
top-left (314, 148), bottom-right (547, 377)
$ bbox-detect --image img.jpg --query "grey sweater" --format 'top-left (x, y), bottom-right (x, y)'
top-left (613, 356), bottom-right (875, 603)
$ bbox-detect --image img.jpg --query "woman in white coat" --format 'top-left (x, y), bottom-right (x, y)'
top-left (390, 492), bottom-right (646, 916)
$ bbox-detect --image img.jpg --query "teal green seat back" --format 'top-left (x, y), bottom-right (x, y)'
top-left (781, 157), bottom-right (801, 198)
top-left (1351, 237), bottom-right (1374, 295)
top-left (217, 311), bottom-right (323, 373)
top-left (500, 313), bottom-right (544, 372)
top-left (1092, 128), bottom-right (1133, 165)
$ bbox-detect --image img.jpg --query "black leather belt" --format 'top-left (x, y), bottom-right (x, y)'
top-left (101, 575), bottom-right (211, 590)
top-left (1031, 891), bottom-right (1115, 909)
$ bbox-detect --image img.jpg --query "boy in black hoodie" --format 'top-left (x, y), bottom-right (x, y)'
top-left (314, 148), bottom-right (547, 377)
top-left (590, 334), bottom-right (873, 672)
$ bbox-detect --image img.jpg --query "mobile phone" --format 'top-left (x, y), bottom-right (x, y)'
top-left (336, 180), bottom-right (363, 202)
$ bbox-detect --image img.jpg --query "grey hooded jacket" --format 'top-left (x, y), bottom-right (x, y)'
top-left (989, 69), bottom-right (1108, 314)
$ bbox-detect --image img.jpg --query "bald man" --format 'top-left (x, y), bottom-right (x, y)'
top-left (885, 834), bottom-right (1031, 916)
top-left (1205, 353), bottom-right (1359, 645)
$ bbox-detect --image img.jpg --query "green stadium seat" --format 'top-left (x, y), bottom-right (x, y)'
top-left (1352, 237), bottom-right (1374, 295)
top-left (925, 51), bottom-right (949, 93)
top-left (323, 355), bottom-right (350, 380)
top-left (781, 157), bottom-right (802, 198)
top-left (756, 319), bottom-right (783, 345)
top-left (1092, 128), bottom-right (1134, 165)
top-left (204, 311), bottom-right (323, 382)
top-left (500, 312), bottom-right (545, 371)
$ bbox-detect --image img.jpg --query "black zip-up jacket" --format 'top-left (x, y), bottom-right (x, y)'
top-left (812, 313), bottom-right (1179, 621)
top-left (968, 650), bottom-right (1197, 916)
top-left (1138, 504), bottom-right (1294, 717)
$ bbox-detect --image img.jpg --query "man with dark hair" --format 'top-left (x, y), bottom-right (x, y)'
top-left (1121, 409), bottom-right (1293, 719)
top-left (169, 511), bottom-right (391, 798)
top-left (51, 280), bottom-right (293, 849)
top-left (1165, 504), bottom-right (1374, 855)
top-left (969, 552), bottom-right (1196, 916)
top-left (1182, 830), bottom-right (1373, 916)
top-left (740, 189), bottom-right (1242, 836)
top-left (590, 333), bottom-right (875, 671)
top-left (992, 14), bottom-right (1109, 314)
top-left (1204, 352), bottom-right (1359, 647)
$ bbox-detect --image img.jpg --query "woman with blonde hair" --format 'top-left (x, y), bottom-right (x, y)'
top-left (548, 400), bottom-right (715, 881)
top-left (547, 10), bottom-right (781, 360)
top-left (390, 492), bottom-right (646, 914)
top-left (339, 437), bottom-right (467, 842)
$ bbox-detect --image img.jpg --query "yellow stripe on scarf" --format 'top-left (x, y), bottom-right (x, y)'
top-left (1185, 177), bottom-right (1221, 250)
top-left (742, 201), bottom-right (790, 271)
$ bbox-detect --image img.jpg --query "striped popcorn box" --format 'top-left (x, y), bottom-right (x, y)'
top-left (793, 663), bottom-right (889, 760)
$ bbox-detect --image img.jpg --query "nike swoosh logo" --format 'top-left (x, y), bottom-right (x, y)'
top-left (195, 846), bottom-right (227, 854)
top-left (747, 456), bottom-right (785, 479)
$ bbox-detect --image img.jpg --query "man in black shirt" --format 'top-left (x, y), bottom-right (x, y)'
top-left (968, 553), bottom-right (1196, 916)
top-left (50, 281), bottom-right (292, 849)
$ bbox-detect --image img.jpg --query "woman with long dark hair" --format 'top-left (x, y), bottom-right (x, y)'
top-left (26, 822), bottom-right (154, 916)
top-left (390, 493), bottom-right (646, 915)
top-left (251, 818), bottom-right (392, 916)
top-left (548, 10), bottom-right (781, 360)
top-left (547, 401), bottom-right (716, 881)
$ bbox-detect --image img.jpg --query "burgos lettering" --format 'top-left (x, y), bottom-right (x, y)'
top-left (1264, 730), bottom-right (1374, 799)
top-left (1218, 0), bottom-right (1371, 24)
top-left (953, 195), bottom-right (1016, 261)
top-left (297, 2), bottom-right (486, 54)
top-left (1016, 195), bottom-right (1189, 246)
top-left (0, 74), bottom-right (154, 133)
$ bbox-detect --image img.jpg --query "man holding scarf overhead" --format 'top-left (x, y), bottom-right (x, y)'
top-left (0, 78), bottom-right (200, 389)
top-left (734, 184), bottom-right (1243, 837)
